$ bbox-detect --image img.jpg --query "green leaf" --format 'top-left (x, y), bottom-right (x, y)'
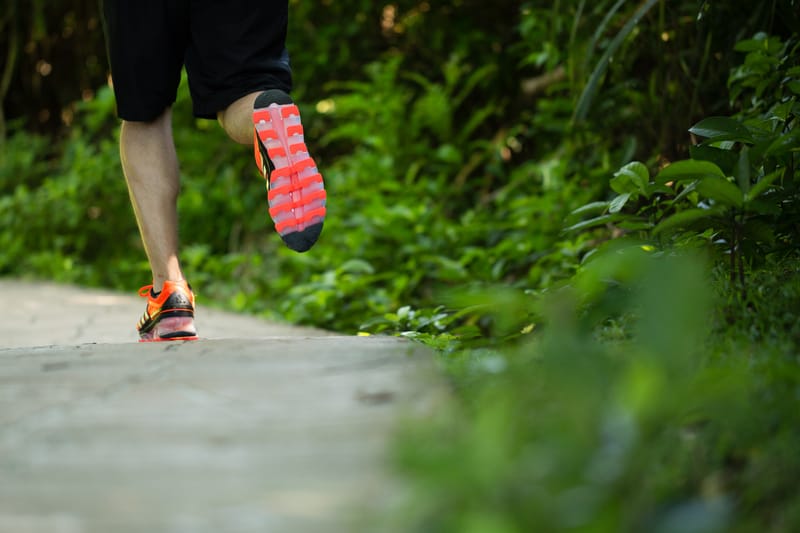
top-left (338, 259), bottom-right (376, 275)
top-left (612, 161), bottom-right (650, 196)
top-left (653, 207), bottom-right (725, 235)
top-left (671, 181), bottom-right (697, 204)
top-left (609, 192), bottom-right (632, 214)
top-left (734, 148), bottom-right (751, 194)
top-left (436, 144), bottom-right (462, 164)
top-left (648, 184), bottom-right (673, 195)
top-left (453, 63), bottom-right (497, 107)
top-left (655, 159), bottom-right (726, 185)
top-left (764, 128), bottom-right (800, 157)
top-left (746, 168), bottom-right (783, 202)
top-left (695, 177), bottom-right (744, 208)
top-left (563, 213), bottom-right (623, 233)
top-left (748, 135), bottom-right (773, 167)
top-left (568, 201), bottom-right (610, 220)
top-left (734, 36), bottom-right (769, 52)
top-left (689, 144), bottom-right (739, 176)
top-left (583, 0), bottom-right (627, 72)
top-left (573, 0), bottom-right (659, 122)
top-left (770, 100), bottom-right (795, 122)
top-left (458, 105), bottom-right (496, 143)
top-left (689, 117), bottom-right (754, 144)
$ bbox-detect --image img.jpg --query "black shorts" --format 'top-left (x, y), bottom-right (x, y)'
top-left (102, 0), bottom-right (293, 121)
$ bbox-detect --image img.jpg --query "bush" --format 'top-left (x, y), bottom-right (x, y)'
top-left (389, 245), bottom-right (800, 532)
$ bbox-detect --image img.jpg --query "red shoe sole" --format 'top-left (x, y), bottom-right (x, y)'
top-left (254, 104), bottom-right (327, 238)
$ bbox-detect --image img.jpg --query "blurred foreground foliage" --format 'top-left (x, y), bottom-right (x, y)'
top-left (2, 0), bottom-right (800, 530)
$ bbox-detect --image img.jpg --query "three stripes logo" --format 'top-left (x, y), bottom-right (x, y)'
top-left (170, 292), bottom-right (191, 308)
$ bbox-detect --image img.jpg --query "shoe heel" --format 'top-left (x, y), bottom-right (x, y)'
top-left (151, 317), bottom-right (198, 341)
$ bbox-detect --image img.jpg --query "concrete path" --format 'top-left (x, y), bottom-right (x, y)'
top-left (0, 280), bottom-right (440, 533)
top-left (1, 280), bottom-right (330, 348)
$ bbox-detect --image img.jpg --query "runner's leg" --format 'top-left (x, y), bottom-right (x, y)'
top-left (119, 108), bottom-right (185, 292)
top-left (103, 1), bottom-right (189, 292)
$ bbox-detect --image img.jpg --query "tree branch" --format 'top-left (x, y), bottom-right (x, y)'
top-left (520, 65), bottom-right (566, 97)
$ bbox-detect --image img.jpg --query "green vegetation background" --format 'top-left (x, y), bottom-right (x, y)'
top-left (1, 1), bottom-right (800, 531)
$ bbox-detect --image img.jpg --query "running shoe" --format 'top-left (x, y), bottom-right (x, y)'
top-left (253, 89), bottom-right (326, 252)
top-left (137, 279), bottom-right (198, 342)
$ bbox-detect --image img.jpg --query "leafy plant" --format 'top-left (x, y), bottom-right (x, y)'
top-left (567, 33), bottom-right (799, 295)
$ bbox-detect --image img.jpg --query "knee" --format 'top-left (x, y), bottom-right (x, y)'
top-left (217, 108), bottom-right (241, 142)
top-left (218, 92), bottom-right (261, 145)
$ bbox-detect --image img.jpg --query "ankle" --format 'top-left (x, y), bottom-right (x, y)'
top-left (152, 277), bottom-right (186, 293)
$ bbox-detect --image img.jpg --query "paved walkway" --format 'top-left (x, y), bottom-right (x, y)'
top-left (1, 280), bottom-right (329, 348)
top-left (0, 280), bottom-right (440, 533)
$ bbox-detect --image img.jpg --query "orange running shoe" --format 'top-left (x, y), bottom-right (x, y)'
top-left (253, 89), bottom-right (326, 252)
top-left (136, 280), bottom-right (198, 342)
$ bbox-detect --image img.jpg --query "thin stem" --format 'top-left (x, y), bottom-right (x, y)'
top-left (0, 1), bottom-right (19, 145)
top-left (729, 213), bottom-right (737, 287)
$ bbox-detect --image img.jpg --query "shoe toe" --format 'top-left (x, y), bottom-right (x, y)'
top-left (281, 222), bottom-right (323, 252)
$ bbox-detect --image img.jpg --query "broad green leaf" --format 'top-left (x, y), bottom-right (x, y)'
top-left (653, 207), bottom-right (725, 235)
top-left (764, 128), bottom-right (800, 157)
top-left (734, 148), bottom-right (751, 194)
top-left (733, 36), bottom-right (769, 52)
top-left (689, 144), bottom-right (738, 175)
top-left (612, 161), bottom-right (650, 196)
top-left (609, 192), bottom-right (631, 214)
top-left (696, 177), bottom-right (744, 208)
top-left (770, 100), bottom-right (795, 122)
top-left (609, 173), bottom-right (633, 195)
top-left (655, 159), bottom-right (726, 185)
top-left (744, 53), bottom-right (777, 75)
top-left (689, 117), bottom-right (754, 144)
top-left (746, 168), bottom-right (783, 202)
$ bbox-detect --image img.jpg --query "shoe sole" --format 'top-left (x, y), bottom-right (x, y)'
top-left (254, 103), bottom-right (326, 252)
top-left (139, 336), bottom-right (199, 343)
top-left (138, 317), bottom-right (198, 342)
